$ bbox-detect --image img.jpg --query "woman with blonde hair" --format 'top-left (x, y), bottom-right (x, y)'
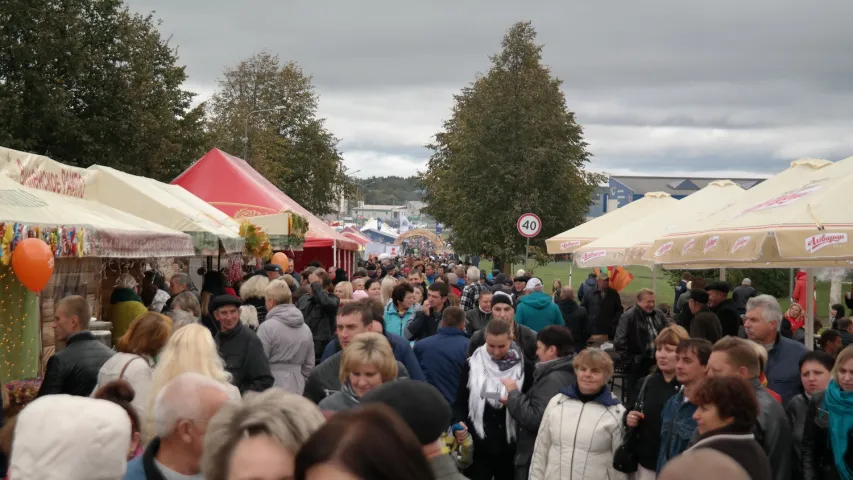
top-left (202, 389), bottom-right (326, 480)
top-left (530, 348), bottom-right (627, 480)
top-left (352, 277), bottom-right (366, 292)
top-left (380, 276), bottom-right (397, 306)
top-left (240, 274), bottom-right (270, 324)
top-left (95, 312), bottom-right (172, 429)
top-left (145, 324), bottom-right (239, 439)
top-left (317, 332), bottom-right (397, 412)
top-left (334, 281), bottom-right (354, 304)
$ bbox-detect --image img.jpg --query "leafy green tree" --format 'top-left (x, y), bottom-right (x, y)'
top-left (206, 51), bottom-right (354, 217)
top-left (421, 22), bottom-right (600, 266)
top-left (0, 0), bottom-right (208, 181)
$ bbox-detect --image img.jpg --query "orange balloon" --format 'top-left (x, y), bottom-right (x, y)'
top-left (271, 252), bottom-right (289, 271)
top-left (12, 238), bottom-right (55, 292)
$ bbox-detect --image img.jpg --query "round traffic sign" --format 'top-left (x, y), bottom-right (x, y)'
top-left (517, 213), bottom-right (542, 238)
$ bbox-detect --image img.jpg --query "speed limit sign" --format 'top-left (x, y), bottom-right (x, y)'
top-left (517, 213), bottom-right (542, 238)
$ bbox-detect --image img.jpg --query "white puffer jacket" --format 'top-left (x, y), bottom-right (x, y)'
top-left (529, 386), bottom-right (627, 480)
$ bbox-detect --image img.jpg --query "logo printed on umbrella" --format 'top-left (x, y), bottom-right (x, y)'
top-left (682, 238), bottom-right (696, 256)
top-left (654, 242), bottom-right (674, 257)
top-left (731, 236), bottom-right (751, 253)
top-left (805, 233), bottom-right (848, 253)
top-left (740, 184), bottom-right (822, 216)
top-left (579, 250), bottom-right (607, 264)
top-left (703, 236), bottom-right (720, 254)
top-left (560, 240), bottom-right (581, 251)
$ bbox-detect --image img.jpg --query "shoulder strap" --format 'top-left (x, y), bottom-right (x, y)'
top-left (634, 374), bottom-right (653, 410)
top-left (119, 355), bottom-right (144, 379)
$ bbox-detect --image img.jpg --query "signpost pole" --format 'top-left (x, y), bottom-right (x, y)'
top-left (525, 237), bottom-right (530, 270)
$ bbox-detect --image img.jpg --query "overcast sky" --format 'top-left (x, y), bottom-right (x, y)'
top-left (126, 0), bottom-right (853, 179)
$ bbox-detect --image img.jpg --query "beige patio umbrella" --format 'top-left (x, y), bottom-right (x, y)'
top-left (545, 192), bottom-right (677, 254)
top-left (573, 181), bottom-right (746, 268)
top-left (644, 158), bottom-right (844, 266)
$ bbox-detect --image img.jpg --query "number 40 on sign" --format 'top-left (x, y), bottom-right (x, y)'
top-left (517, 213), bottom-right (542, 238)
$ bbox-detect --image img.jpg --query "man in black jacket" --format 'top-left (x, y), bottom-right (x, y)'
top-left (213, 295), bottom-right (274, 394)
top-left (582, 274), bottom-right (623, 341)
top-left (556, 286), bottom-right (589, 352)
top-left (686, 289), bottom-right (722, 343)
top-left (706, 337), bottom-right (792, 480)
top-left (614, 289), bottom-right (670, 394)
top-left (467, 292), bottom-right (538, 363)
top-left (37, 295), bottom-right (115, 397)
top-left (297, 270), bottom-right (339, 363)
top-left (502, 326), bottom-right (575, 480)
top-left (706, 281), bottom-right (742, 337)
top-left (405, 282), bottom-right (450, 341)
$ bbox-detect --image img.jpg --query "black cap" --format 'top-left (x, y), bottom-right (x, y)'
top-left (689, 289), bottom-right (709, 303)
top-left (705, 281), bottom-right (731, 294)
top-left (360, 380), bottom-right (451, 445)
top-left (513, 276), bottom-right (527, 283)
top-left (264, 264), bottom-right (283, 274)
top-left (209, 294), bottom-right (242, 312)
top-left (492, 291), bottom-right (514, 309)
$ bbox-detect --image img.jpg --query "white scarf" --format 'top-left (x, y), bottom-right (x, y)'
top-left (467, 344), bottom-right (525, 443)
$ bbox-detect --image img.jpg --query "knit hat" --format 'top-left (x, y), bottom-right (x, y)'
top-left (492, 291), bottom-right (514, 309)
top-left (11, 395), bottom-right (131, 479)
top-left (689, 289), bottom-right (709, 303)
top-left (360, 379), bottom-right (451, 445)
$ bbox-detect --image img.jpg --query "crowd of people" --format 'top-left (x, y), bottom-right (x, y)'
top-left (0, 254), bottom-right (851, 480)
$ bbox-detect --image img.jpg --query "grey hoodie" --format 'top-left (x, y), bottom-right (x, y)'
top-left (257, 303), bottom-right (315, 394)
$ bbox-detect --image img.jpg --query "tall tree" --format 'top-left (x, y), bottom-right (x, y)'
top-left (206, 51), bottom-right (354, 217)
top-left (421, 22), bottom-right (600, 262)
top-left (0, 0), bottom-right (208, 181)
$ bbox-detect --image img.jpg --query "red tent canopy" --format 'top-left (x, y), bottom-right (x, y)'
top-left (172, 149), bottom-right (358, 253)
top-left (340, 226), bottom-right (371, 247)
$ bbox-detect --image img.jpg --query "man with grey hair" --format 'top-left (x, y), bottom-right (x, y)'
top-left (124, 372), bottom-right (233, 480)
top-left (732, 278), bottom-right (757, 315)
top-left (164, 272), bottom-right (193, 313)
top-left (743, 294), bottom-right (807, 406)
top-left (167, 309), bottom-right (199, 331)
top-left (459, 266), bottom-right (489, 312)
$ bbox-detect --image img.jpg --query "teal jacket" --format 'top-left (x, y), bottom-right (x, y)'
top-left (384, 301), bottom-right (416, 338)
top-left (515, 291), bottom-right (564, 332)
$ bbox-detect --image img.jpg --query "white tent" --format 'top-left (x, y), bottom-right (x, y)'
top-left (0, 175), bottom-right (194, 258)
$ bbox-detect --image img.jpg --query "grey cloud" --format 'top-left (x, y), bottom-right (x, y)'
top-left (124, 0), bottom-right (853, 177)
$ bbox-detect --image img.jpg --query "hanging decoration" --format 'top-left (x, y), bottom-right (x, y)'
top-left (239, 220), bottom-right (273, 260)
top-left (0, 222), bottom-right (90, 265)
top-left (289, 214), bottom-right (309, 243)
top-left (11, 238), bottom-right (54, 292)
top-left (227, 255), bottom-right (245, 284)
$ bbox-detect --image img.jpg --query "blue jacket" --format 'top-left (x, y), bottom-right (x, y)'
top-left (765, 332), bottom-right (807, 407)
top-left (657, 389), bottom-right (698, 472)
top-left (413, 327), bottom-right (469, 403)
top-left (123, 437), bottom-right (165, 480)
top-left (515, 291), bottom-right (565, 332)
top-left (321, 333), bottom-right (425, 382)
top-left (384, 301), bottom-right (416, 338)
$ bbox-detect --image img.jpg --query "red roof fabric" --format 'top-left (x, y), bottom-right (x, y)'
top-left (172, 148), bottom-right (357, 250)
top-left (340, 226), bottom-right (371, 246)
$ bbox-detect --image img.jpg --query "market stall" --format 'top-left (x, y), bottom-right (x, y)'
top-left (172, 148), bottom-right (358, 273)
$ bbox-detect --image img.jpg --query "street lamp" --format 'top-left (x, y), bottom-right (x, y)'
top-left (243, 106), bottom-right (286, 160)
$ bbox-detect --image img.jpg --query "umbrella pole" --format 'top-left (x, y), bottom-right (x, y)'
top-left (805, 268), bottom-right (815, 351)
top-left (719, 267), bottom-right (726, 281)
top-left (651, 264), bottom-right (658, 292)
top-left (569, 261), bottom-right (573, 287)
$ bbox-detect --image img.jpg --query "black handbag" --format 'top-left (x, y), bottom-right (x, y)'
top-left (612, 375), bottom-right (652, 474)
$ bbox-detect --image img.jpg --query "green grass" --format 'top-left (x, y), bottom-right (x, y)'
top-left (479, 260), bottom-right (837, 319)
